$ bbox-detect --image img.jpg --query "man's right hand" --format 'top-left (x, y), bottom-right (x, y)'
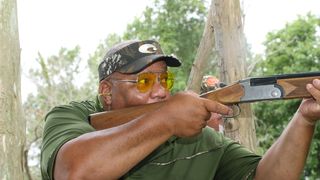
top-left (159, 91), bottom-right (232, 137)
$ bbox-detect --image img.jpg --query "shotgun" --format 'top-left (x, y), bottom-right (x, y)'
top-left (89, 71), bottom-right (320, 130)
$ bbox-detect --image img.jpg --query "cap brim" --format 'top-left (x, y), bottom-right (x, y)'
top-left (117, 54), bottom-right (181, 74)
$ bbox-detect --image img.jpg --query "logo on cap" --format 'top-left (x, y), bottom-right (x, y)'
top-left (138, 44), bottom-right (157, 54)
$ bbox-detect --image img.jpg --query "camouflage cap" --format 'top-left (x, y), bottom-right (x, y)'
top-left (98, 39), bottom-right (182, 81)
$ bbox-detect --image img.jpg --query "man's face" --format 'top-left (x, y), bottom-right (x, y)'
top-left (110, 61), bottom-right (171, 109)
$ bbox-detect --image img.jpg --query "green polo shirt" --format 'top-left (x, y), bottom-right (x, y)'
top-left (41, 100), bottom-right (261, 180)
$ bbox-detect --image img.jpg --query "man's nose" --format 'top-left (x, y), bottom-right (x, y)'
top-left (150, 80), bottom-right (168, 99)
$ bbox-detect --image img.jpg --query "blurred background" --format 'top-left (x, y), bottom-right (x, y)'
top-left (16, 0), bottom-right (320, 179)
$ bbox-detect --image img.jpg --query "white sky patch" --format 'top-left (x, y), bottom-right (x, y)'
top-left (243, 0), bottom-right (320, 53)
top-left (17, 0), bottom-right (150, 102)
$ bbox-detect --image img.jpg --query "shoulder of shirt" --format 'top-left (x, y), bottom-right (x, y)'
top-left (44, 100), bottom-right (102, 122)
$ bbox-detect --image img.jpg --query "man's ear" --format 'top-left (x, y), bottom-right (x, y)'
top-left (98, 80), bottom-right (112, 107)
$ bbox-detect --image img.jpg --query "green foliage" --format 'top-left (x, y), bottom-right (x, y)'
top-left (255, 14), bottom-right (320, 75)
top-left (87, 34), bottom-right (122, 81)
top-left (86, 33), bottom-right (122, 93)
top-left (30, 47), bottom-right (83, 101)
top-left (23, 46), bottom-right (95, 179)
top-left (123, 0), bottom-right (207, 91)
top-left (253, 14), bottom-right (320, 178)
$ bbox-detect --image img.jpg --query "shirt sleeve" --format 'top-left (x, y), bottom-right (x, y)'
top-left (214, 137), bottom-right (262, 180)
top-left (40, 101), bottom-right (97, 180)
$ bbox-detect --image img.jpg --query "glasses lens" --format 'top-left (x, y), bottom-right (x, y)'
top-left (137, 73), bottom-right (156, 93)
top-left (160, 71), bottom-right (174, 90)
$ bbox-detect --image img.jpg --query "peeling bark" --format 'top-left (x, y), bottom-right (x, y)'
top-left (186, 1), bottom-right (216, 92)
top-left (211, 0), bottom-right (256, 151)
top-left (0, 0), bottom-right (25, 179)
top-left (188, 0), bottom-right (256, 151)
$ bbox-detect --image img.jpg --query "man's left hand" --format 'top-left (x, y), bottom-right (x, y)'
top-left (298, 79), bottom-right (320, 124)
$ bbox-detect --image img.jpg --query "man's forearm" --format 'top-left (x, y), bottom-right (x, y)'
top-left (255, 112), bottom-right (315, 179)
top-left (54, 112), bottom-right (173, 180)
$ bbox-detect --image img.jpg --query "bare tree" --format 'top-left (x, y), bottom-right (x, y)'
top-left (188, 0), bottom-right (256, 152)
top-left (0, 0), bottom-right (25, 179)
top-left (211, 0), bottom-right (256, 151)
top-left (186, 1), bottom-right (216, 93)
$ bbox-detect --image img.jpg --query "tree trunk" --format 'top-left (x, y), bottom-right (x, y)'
top-left (211, 0), bottom-right (256, 151)
top-left (0, 0), bottom-right (25, 179)
top-left (186, 1), bottom-right (216, 92)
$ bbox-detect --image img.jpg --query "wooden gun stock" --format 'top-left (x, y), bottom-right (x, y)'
top-left (90, 72), bottom-right (320, 130)
top-left (90, 102), bottom-right (164, 130)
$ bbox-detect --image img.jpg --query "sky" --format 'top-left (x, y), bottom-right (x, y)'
top-left (17, 0), bottom-right (320, 102)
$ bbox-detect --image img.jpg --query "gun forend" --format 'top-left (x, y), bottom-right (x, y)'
top-left (241, 71), bottom-right (320, 102)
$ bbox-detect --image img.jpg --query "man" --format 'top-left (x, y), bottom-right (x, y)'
top-left (41, 39), bottom-right (320, 180)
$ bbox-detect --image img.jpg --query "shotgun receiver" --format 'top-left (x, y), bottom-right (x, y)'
top-left (90, 71), bottom-right (320, 130)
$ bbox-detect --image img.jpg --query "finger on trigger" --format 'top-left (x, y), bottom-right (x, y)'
top-left (202, 98), bottom-right (232, 115)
